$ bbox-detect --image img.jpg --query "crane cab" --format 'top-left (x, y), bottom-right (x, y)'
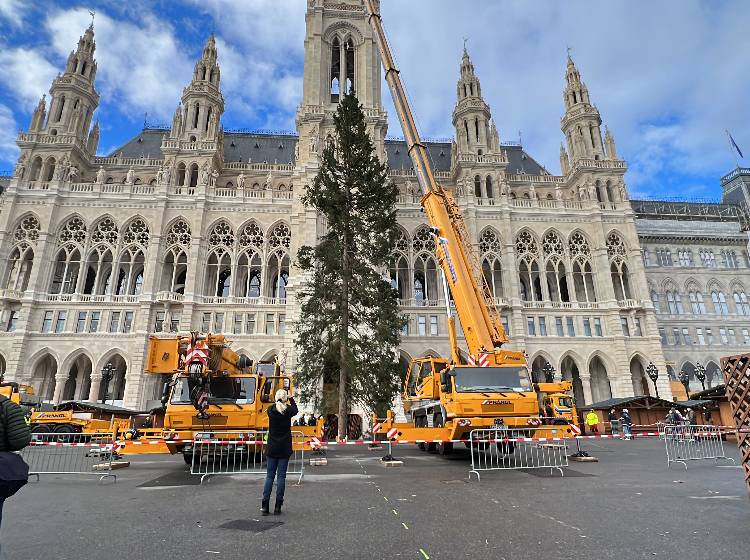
top-left (403, 357), bottom-right (450, 407)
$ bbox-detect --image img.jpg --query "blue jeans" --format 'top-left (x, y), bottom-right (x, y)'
top-left (262, 456), bottom-right (289, 502)
top-left (623, 423), bottom-right (632, 437)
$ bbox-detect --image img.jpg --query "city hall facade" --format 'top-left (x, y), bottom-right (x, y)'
top-left (2, 0), bottom-right (749, 410)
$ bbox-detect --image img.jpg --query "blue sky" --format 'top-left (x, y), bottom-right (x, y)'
top-left (0, 0), bottom-right (748, 200)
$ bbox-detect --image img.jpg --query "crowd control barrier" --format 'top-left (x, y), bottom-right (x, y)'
top-left (664, 424), bottom-right (736, 469)
top-left (190, 430), bottom-right (305, 484)
top-left (468, 427), bottom-right (568, 481)
top-left (21, 433), bottom-right (118, 482)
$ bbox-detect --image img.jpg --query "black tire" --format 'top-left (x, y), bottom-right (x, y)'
top-left (53, 424), bottom-right (74, 442)
top-left (434, 414), bottom-right (453, 455)
top-left (183, 453), bottom-right (194, 466)
top-left (415, 416), bottom-right (427, 451)
top-left (31, 424), bottom-right (52, 434)
top-left (496, 429), bottom-right (517, 456)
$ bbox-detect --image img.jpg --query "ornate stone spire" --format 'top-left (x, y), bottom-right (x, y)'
top-left (560, 54), bottom-right (604, 161)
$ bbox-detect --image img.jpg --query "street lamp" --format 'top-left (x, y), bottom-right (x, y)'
top-left (101, 362), bottom-right (115, 405)
top-left (695, 362), bottom-right (707, 392)
top-left (646, 361), bottom-right (660, 399)
top-left (678, 369), bottom-right (690, 400)
top-left (542, 362), bottom-right (555, 383)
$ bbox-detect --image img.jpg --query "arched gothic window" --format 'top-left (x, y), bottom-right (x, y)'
top-left (50, 217), bottom-right (87, 294)
top-left (116, 218), bottom-right (150, 296)
top-left (390, 228), bottom-right (410, 300)
top-left (711, 290), bottom-right (729, 316)
top-left (666, 288), bottom-right (684, 315)
top-left (485, 176), bottom-right (493, 199)
top-left (161, 219), bottom-right (191, 294)
top-left (650, 289), bottom-right (660, 313)
top-left (515, 231), bottom-right (542, 302)
top-left (606, 232), bottom-right (631, 300)
top-left (474, 175), bottom-right (482, 198)
top-left (543, 231), bottom-right (569, 302)
top-left (82, 217), bottom-right (118, 295)
top-left (267, 223), bottom-right (291, 300)
top-left (29, 157), bottom-right (42, 182)
top-left (733, 291), bottom-right (750, 315)
top-left (569, 232), bottom-right (596, 302)
top-left (412, 226), bottom-right (438, 305)
top-left (3, 215), bottom-right (40, 291)
top-left (688, 289), bottom-right (707, 315)
top-left (237, 221), bottom-right (264, 299)
top-left (479, 229), bottom-right (503, 299)
top-left (205, 221), bottom-right (235, 298)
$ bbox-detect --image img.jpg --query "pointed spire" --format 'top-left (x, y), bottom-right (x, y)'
top-left (559, 142), bottom-right (570, 175)
top-left (604, 126), bottom-right (617, 159)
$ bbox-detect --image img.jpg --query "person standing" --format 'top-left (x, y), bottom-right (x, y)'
top-left (261, 389), bottom-right (298, 516)
top-left (0, 394), bottom-right (32, 556)
top-left (608, 408), bottom-right (620, 436)
top-left (703, 406), bottom-right (712, 425)
top-left (620, 409), bottom-right (633, 440)
top-left (585, 410), bottom-right (600, 434)
top-left (684, 407), bottom-right (696, 426)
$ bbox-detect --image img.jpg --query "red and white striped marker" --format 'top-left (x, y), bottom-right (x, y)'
top-left (467, 354), bottom-right (476, 366)
top-left (570, 424), bottom-right (581, 436)
top-left (372, 422), bottom-right (382, 434)
top-left (185, 340), bottom-right (208, 366)
top-left (478, 352), bottom-right (489, 368)
top-left (387, 428), bottom-right (398, 440)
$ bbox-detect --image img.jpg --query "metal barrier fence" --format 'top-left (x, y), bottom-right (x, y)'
top-left (190, 430), bottom-right (305, 484)
top-left (468, 427), bottom-right (569, 481)
top-left (21, 433), bottom-right (118, 482)
top-left (664, 424), bottom-right (736, 469)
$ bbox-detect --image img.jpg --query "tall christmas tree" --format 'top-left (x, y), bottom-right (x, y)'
top-left (295, 91), bottom-right (404, 439)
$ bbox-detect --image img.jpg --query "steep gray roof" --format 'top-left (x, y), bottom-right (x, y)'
top-left (109, 128), bottom-right (549, 174)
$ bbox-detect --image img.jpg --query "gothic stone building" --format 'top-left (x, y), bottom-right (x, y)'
top-left (0, 0), bottom-right (677, 410)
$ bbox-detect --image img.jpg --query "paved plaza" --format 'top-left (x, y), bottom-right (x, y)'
top-left (3, 438), bottom-right (747, 560)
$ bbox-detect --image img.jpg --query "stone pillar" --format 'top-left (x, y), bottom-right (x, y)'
top-left (88, 372), bottom-right (102, 402)
top-left (52, 373), bottom-right (68, 404)
top-left (580, 374), bottom-right (593, 405)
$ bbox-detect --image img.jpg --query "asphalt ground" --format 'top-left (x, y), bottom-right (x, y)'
top-left (2, 437), bottom-right (748, 560)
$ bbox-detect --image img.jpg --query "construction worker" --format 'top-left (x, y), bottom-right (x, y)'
top-left (0, 392), bottom-right (32, 556)
top-left (585, 410), bottom-right (600, 434)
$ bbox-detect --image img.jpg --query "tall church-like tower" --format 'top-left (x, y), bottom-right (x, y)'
top-left (452, 47), bottom-right (499, 157)
top-left (560, 55), bottom-right (605, 162)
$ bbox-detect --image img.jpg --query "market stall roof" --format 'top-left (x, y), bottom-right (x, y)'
top-left (580, 395), bottom-right (713, 411)
top-left (688, 384), bottom-right (727, 401)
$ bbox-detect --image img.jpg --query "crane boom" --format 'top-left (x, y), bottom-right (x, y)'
top-left (364, 1), bottom-right (508, 358)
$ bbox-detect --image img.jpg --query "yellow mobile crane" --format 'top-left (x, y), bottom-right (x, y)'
top-left (146, 333), bottom-right (321, 463)
top-left (365, 1), bottom-right (575, 453)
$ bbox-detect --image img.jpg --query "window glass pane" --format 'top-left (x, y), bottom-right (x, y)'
top-left (155, 311), bottom-right (165, 332)
top-left (279, 314), bottom-right (286, 335)
top-left (89, 311), bottom-right (100, 333)
top-left (634, 318), bottom-right (642, 337)
top-left (594, 317), bottom-right (602, 337)
top-left (109, 311), bottom-right (121, 333)
top-left (501, 316), bottom-right (510, 335)
top-left (233, 313), bottom-right (242, 334)
top-left (123, 311), bottom-right (134, 333)
top-left (555, 317), bottom-right (563, 337)
top-left (583, 318), bottom-right (591, 337)
top-left (201, 313), bottom-right (211, 333)
top-left (429, 315), bottom-right (438, 336)
top-left (246, 313), bottom-right (256, 334)
top-left (418, 315), bottom-right (426, 336)
top-left (7, 311), bottom-right (19, 332)
top-left (76, 311), bottom-right (87, 333)
top-left (682, 327), bottom-right (690, 345)
top-left (42, 310), bottom-right (53, 333)
top-left (538, 317), bottom-right (547, 336)
top-left (566, 317), bottom-right (575, 337)
top-left (620, 317), bottom-right (629, 337)
top-left (527, 317), bottom-right (536, 336)
top-left (659, 328), bottom-right (667, 344)
top-left (214, 312), bottom-right (224, 333)
top-left (265, 313), bottom-right (275, 335)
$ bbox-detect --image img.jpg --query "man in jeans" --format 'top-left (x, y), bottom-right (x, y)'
top-left (0, 393), bottom-right (32, 557)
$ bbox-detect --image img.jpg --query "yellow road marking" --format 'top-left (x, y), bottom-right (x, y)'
top-left (402, 522), bottom-right (409, 530)
top-left (392, 509), bottom-right (398, 516)
top-left (419, 549), bottom-right (430, 559)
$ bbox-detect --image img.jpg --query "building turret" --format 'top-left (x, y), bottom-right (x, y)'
top-left (44, 23), bottom-right (99, 140)
top-left (87, 120), bottom-right (100, 154)
top-left (178, 35), bottom-right (224, 143)
top-left (29, 95), bottom-right (46, 132)
top-left (560, 142), bottom-right (570, 175)
top-left (452, 47), bottom-right (495, 155)
top-left (560, 54), bottom-right (605, 161)
top-left (604, 125), bottom-right (617, 160)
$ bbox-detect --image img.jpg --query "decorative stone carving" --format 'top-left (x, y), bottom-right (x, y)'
top-left (96, 166), bottom-right (105, 184)
top-left (126, 167), bottom-right (135, 185)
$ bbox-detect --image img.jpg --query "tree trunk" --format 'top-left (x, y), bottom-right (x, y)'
top-left (338, 199), bottom-right (351, 440)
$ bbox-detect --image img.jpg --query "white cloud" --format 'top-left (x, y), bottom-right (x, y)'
top-left (0, 0), bottom-right (27, 27)
top-left (0, 48), bottom-right (57, 110)
top-left (45, 8), bottom-right (193, 120)
top-left (0, 104), bottom-right (19, 168)
top-left (378, 0), bottom-right (750, 194)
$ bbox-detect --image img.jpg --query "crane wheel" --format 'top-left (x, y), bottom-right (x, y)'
top-left (183, 453), bottom-right (194, 466)
top-left (53, 424), bottom-right (74, 442)
top-left (433, 414), bottom-right (453, 455)
top-left (31, 424), bottom-right (52, 434)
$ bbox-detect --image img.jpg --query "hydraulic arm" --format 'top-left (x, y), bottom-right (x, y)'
top-left (365, 1), bottom-right (507, 361)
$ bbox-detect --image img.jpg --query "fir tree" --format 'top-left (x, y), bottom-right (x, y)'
top-left (295, 91), bottom-right (404, 438)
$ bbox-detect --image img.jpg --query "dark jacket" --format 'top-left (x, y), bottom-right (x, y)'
top-left (266, 397), bottom-right (298, 459)
top-left (0, 396), bottom-right (32, 453)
